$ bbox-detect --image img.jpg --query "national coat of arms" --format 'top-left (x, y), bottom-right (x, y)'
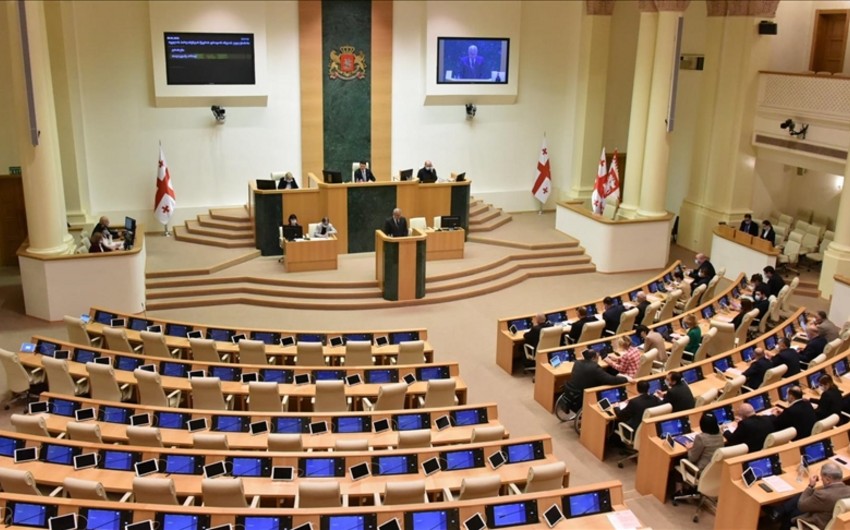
top-left (329, 45), bottom-right (367, 80)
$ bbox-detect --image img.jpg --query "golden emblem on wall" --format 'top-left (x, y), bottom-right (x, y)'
top-left (329, 45), bottom-right (367, 80)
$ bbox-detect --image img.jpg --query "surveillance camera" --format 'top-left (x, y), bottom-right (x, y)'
top-left (465, 103), bottom-right (476, 120)
top-left (780, 119), bottom-right (794, 130)
top-left (211, 106), bottom-right (226, 123)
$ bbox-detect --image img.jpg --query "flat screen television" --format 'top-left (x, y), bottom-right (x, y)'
top-left (164, 32), bottom-right (255, 85)
top-left (437, 37), bottom-right (509, 84)
top-left (322, 170), bottom-right (343, 184)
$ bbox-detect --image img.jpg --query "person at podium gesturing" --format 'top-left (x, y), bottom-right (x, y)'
top-left (383, 208), bottom-right (409, 237)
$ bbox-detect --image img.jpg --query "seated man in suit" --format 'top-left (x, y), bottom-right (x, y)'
top-left (731, 298), bottom-right (755, 331)
top-left (723, 403), bottom-right (774, 452)
top-left (798, 326), bottom-right (827, 365)
top-left (774, 462), bottom-right (850, 530)
top-left (417, 161), bottom-right (438, 183)
top-left (522, 314), bottom-right (552, 365)
top-left (654, 371), bottom-right (695, 412)
top-left (383, 208), bottom-right (409, 237)
top-left (354, 161), bottom-right (376, 182)
top-left (760, 220), bottom-right (776, 246)
top-left (601, 296), bottom-right (626, 335)
top-left (689, 253), bottom-right (716, 285)
top-left (773, 386), bottom-right (817, 440)
top-left (566, 306), bottom-right (597, 344)
top-left (739, 213), bottom-right (759, 236)
top-left (277, 172), bottom-right (299, 189)
top-left (770, 337), bottom-right (802, 377)
top-left (637, 325), bottom-right (667, 363)
top-left (614, 380), bottom-right (661, 433)
top-left (763, 266), bottom-right (785, 298)
top-left (814, 311), bottom-right (840, 342)
top-left (753, 286), bottom-right (771, 325)
top-left (633, 291), bottom-right (651, 327)
top-left (742, 347), bottom-right (772, 389)
top-left (561, 349), bottom-right (630, 417)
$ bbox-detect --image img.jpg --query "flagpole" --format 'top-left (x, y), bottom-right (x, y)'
top-left (163, 223), bottom-right (171, 237)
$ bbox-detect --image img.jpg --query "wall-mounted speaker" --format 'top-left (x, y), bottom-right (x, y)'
top-left (758, 21), bottom-right (778, 35)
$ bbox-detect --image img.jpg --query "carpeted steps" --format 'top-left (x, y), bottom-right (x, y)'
top-left (174, 207), bottom-right (254, 248)
top-left (468, 198), bottom-right (512, 232)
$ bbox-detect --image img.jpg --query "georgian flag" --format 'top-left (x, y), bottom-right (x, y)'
top-left (154, 146), bottom-right (176, 225)
top-left (591, 147), bottom-right (608, 215)
top-left (532, 136), bottom-right (552, 204)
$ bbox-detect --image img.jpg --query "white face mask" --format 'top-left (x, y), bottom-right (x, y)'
top-left (694, 259), bottom-right (699, 265)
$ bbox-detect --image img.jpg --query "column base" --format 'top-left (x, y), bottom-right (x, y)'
top-left (617, 203), bottom-right (639, 219)
top-left (677, 200), bottom-right (740, 253)
top-left (565, 185), bottom-right (594, 202)
top-left (24, 234), bottom-right (76, 256)
top-left (818, 243), bottom-right (850, 299)
top-left (636, 208), bottom-right (669, 219)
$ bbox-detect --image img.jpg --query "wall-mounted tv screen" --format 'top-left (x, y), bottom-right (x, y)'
top-left (437, 37), bottom-right (509, 84)
top-left (164, 32), bottom-right (255, 85)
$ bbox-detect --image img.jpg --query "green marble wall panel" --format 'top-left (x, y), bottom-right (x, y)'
top-left (254, 192), bottom-right (283, 256)
top-left (382, 242), bottom-right (399, 301)
top-left (451, 185), bottom-right (471, 240)
top-left (347, 185), bottom-right (395, 253)
top-left (322, 0), bottom-right (371, 179)
top-left (416, 239), bottom-right (426, 298)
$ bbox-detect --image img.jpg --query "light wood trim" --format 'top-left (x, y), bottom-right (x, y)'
top-left (836, 274), bottom-right (850, 287)
top-left (371, 0), bottom-right (392, 180)
top-left (283, 236), bottom-right (339, 272)
top-left (299, 1), bottom-right (324, 177)
top-left (759, 69), bottom-right (850, 78)
top-left (16, 230), bottom-right (145, 260)
top-left (557, 201), bottom-right (675, 224)
top-left (713, 225), bottom-right (780, 256)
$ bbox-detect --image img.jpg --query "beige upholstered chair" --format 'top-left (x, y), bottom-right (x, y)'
top-left (613, 308), bottom-right (639, 336)
top-left (334, 439), bottom-right (369, 451)
top-left (659, 335), bottom-right (689, 372)
top-left (812, 414), bottom-right (840, 435)
top-left (682, 284), bottom-right (707, 313)
top-left (238, 339), bottom-right (269, 365)
top-left (417, 378), bottom-right (458, 408)
top-left (126, 426), bottom-right (163, 448)
top-left (761, 364), bottom-right (788, 388)
top-left (201, 477), bottom-right (259, 507)
top-left (296, 342), bottom-right (326, 367)
top-left (375, 480), bottom-right (427, 505)
top-left (796, 499), bottom-right (850, 530)
top-left (673, 443), bottom-right (748, 522)
top-left (396, 340), bottom-right (426, 365)
top-left (313, 380), bottom-right (350, 412)
top-left (0, 468), bottom-right (60, 496)
top-left (140, 331), bottom-right (180, 359)
top-left (444, 475), bottom-right (501, 501)
top-left (267, 433), bottom-right (303, 452)
top-left (62, 477), bottom-right (111, 501)
top-left (102, 327), bottom-right (139, 353)
top-left (657, 290), bottom-right (681, 321)
top-left (703, 275), bottom-right (721, 301)
top-left (694, 388), bottom-right (719, 407)
top-left (397, 429), bottom-right (431, 449)
top-left (64, 316), bottom-right (99, 348)
top-left (248, 381), bottom-right (288, 412)
top-left (343, 341), bottom-right (374, 366)
top-left (11, 414), bottom-right (53, 438)
top-left (718, 374), bottom-right (746, 400)
top-left (710, 321), bottom-right (735, 356)
top-left (690, 327), bottom-right (717, 364)
top-left (192, 433), bottom-right (229, 450)
top-left (0, 348), bottom-right (43, 407)
top-left (135, 368), bottom-right (181, 408)
top-left (641, 301), bottom-right (662, 326)
top-left (576, 320), bottom-right (605, 344)
top-left (362, 382), bottom-right (407, 411)
top-left (295, 482), bottom-right (347, 508)
top-left (66, 422), bottom-right (103, 443)
top-left (42, 356), bottom-right (88, 396)
top-left (734, 309), bottom-right (759, 345)
top-left (636, 349), bottom-right (658, 378)
top-left (764, 427), bottom-right (797, 449)
top-left (190, 338), bottom-right (228, 363)
top-left (86, 362), bottom-right (132, 402)
top-left (470, 425), bottom-right (506, 443)
top-left (133, 477), bottom-right (194, 505)
top-left (508, 461), bottom-right (567, 494)
top-left (190, 377), bottom-right (233, 411)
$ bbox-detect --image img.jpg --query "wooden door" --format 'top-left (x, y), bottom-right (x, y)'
top-left (0, 175), bottom-right (28, 266)
top-left (810, 10), bottom-right (849, 73)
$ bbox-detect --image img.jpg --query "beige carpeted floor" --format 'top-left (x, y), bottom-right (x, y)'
top-left (0, 212), bottom-right (827, 529)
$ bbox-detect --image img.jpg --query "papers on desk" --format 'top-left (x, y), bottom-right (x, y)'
top-left (606, 510), bottom-right (642, 530)
top-left (726, 368), bottom-right (743, 376)
top-left (762, 476), bottom-right (794, 493)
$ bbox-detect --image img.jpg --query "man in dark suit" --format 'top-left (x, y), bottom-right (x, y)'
top-left (689, 253), bottom-right (716, 284)
top-left (723, 403), bottom-right (775, 452)
top-left (739, 214), bottom-right (759, 236)
top-left (798, 327), bottom-right (827, 365)
top-left (417, 161), bottom-right (438, 183)
top-left (633, 292), bottom-right (651, 328)
top-left (383, 208), bottom-right (409, 237)
top-left (562, 349), bottom-right (629, 414)
top-left (742, 347), bottom-right (772, 389)
top-left (456, 45), bottom-right (487, 79)
top-left (655, 371), bottom-right (695, 412)
top-left (354, 161), bottom-right (376, 183)
top-left (760, 220), bottom-right (776, 246)
top-left (812, 374), bottom-right (843, 421)
top-left (763, 266), bottom-right (785, 298)
top-left (771, 337), bottom-right (801, 377)
top-left (601, 297), bottom-right (625, 335)
top-left (522, 314), bottom-right (552, 359)
top-left (567, 306), bottom-right (597, 344)
top-left (753, 286), bottom-right (771, 324)
top-left (774, 463), bottom-right (850, 530)
top-left (615, 380), bottom-right (661, 432)
top-left (773, 386), bottom-right (817, 440)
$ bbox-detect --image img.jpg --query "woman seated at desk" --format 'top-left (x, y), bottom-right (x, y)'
top-left (313, 217), bottom-right (337, 238)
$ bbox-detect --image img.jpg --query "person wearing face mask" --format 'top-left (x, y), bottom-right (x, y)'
top-left (753, 286), bottom-right (771, 324)
top-left (770, 336), bottom-right (801, 377)
top-left (417, 161), bottom-right (438, 183)
top-left (798, 325), bottom-right (828, 365)
top-left (811, 374), bottom-right (842, 421)
top-left (688, 253), bottom-right (715, 285)
top-left (682, 314), bottom-right (701, 359)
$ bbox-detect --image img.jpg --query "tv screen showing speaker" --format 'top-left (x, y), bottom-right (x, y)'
top-left (437, 37), bottom-right (509, 84)
top-left (164, 32), bottom-right (255, 85)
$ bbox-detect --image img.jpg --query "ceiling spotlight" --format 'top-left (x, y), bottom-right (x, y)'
top-left (465, 103), bottom-right (476, 120)
top-left (780, 118), bottom-right (807, 139)
top-left (211, 105), bottom-right (226, 123)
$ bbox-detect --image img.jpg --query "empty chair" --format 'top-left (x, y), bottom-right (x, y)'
top-left (812, 414), bottom-right (840, 435)
top-left (102, 327), bottom-right (139, 353)
top-left (682, 284), bottom-right (707, 314)
top-left (823, 338), bottom-right (843, 360)
top-left (417, 378), bottom-right (458, 408)
top-left (508, 461), bottom-right (567, 494)
top-left (362, 382), bottom-right (407, 411)
top-left (86, 362), bottom-right (132, 402)
top-left (673, 444), bottom-right (749, 522)
top-left (201, 477), bottom-right (259, 507)
top-left (135, 368), bottom-right (181, 408)
top-left (62, 477), bottom-right (109, 501)
top-left (0, 348), bottom-right (43, 408)
top-left (64, 316), bottom-right (100, 347)
top-left (192, 433), bottom-right (229, 450)
top-left (42, 356), bottom-right (88, 396)
top-left (11, 414), bottom-right (53, 438)
top-left (702, 275), bottom-right (721, 301)
top-left (190, 377), bottom-right (233, 411)
top-left (470, 425), bottom-right (506, 443)
top-left (0, 468), bottom-right (60, 496)
top-left (190, 338), bottom-right (228, 363)
top-left (397, 429), bottom-right (431, 449)
top-left (763, 427), bottom-right (797, 449)
top-left (296, 342), bottom-right (325, 366)
top-left (409, 217), bottom-right (427, 231)
top-left (761, 364), bottom-right (788, 388)
top-left (140, 331), bottom-right (181, 359)
top-left (694, 388), bottom-right (719, 407)
top-left (313, 380), bottom-right (350, 412)
top-left (718, 375), bottom-right (746, 400)
top-left (334, 439), bottom-right (369, 451)
top-left (267, 433), bottom-right (303, 452)
top-left (344, 341), bottom-right (374, 366)
top-left (690, 327), bottom-right (717, 364)
top-left (779, 277), bottom-right (800, 318)
top-left (375, 480), bottom-right (427, 506)
top-left (248, 381), bottom-right (288, 412)
top-left (657, 289), bottom-right (681, 322)
top-left (295, 482), bottom-right (347, 508)
top-left (444, 475), bottom-right (501, 501)
top-left (710, 322), bottom-right (735, 356)
top-left (658, 335), bottom-right (689, 372)
top-left (641, 301), bottom-right (662, 326)
top-left (133, 477), bottom-right (193, 505)
top-left (126, 426), bottom-right (163, 448)
top-left (777, 233), bottom-right (801, 273)
top-left (576, 320), bottom-right (605, 343)
top-left (612, 308), bottom-right (639, 336)
top-left (735, 309), bottom-right (759, 346)
top-left (396, 340), bottom-right (426, 365)
top-left (800, 231), bottom-right (819, 255)
top-left (66, 422), bottom-right (103, 443)
top-left (238, 339), bottom-right (270, 365)
top-left (635, 349), bottom-right (658, 378)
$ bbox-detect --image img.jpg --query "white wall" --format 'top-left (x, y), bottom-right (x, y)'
top-left (391, 1), bottom-right (581, 213)
top-left (771, 1), bottom-right (850, 74)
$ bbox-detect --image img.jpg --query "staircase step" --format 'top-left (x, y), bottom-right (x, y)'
top-left (469, 215), bottom-right (513, 232)
top-left (173, 226), bottom-right (254, 248)
top-left (469, 202), bottom-right (489, 217)
top-left (470, 208), bottom-right (502, 224)
top-left (185, 220), bottom-right (253, 240)
top-left (428, 255), bottom-right (593, 293)
top-left (796, 287), bottom-right (821, 298)
top-left (197, 214), bottom-right (251, 230)
top-left (209, 207), bottom-right (250, 222)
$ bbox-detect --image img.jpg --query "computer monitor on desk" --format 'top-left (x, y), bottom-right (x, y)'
top-left (282, 225), bottom-right (303, 241)
top-left (256, 179), bottom-right (276, 190)
top-left (399, 169), bottom-right (413, 181)
top-left (441, 216), bottom-right (461, 229)
top-left (322, 170), bottom-right (343, 184)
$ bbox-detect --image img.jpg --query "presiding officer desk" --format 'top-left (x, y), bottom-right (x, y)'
top-left (82, 307), bottom-right (434, 365)
top-left (578, 308), bottom-right (808, 461)
top-left (495, 261), bottom-right (684, 374)
top-left (0, 431), bottom-right (564, 503)
top-left (632, 343), bottom-right (850, 504)
top-left (282, 235), bottom-right (339, 273)
top-left (0, 481), bottom-right (646, 530)
top-left (34, 392), bottom-right (504, 451)
top-left (533, 274), bottom-right (747, 412)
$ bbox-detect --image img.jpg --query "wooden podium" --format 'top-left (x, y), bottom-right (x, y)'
top-left (375, 229), bottom-right (426, 301)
